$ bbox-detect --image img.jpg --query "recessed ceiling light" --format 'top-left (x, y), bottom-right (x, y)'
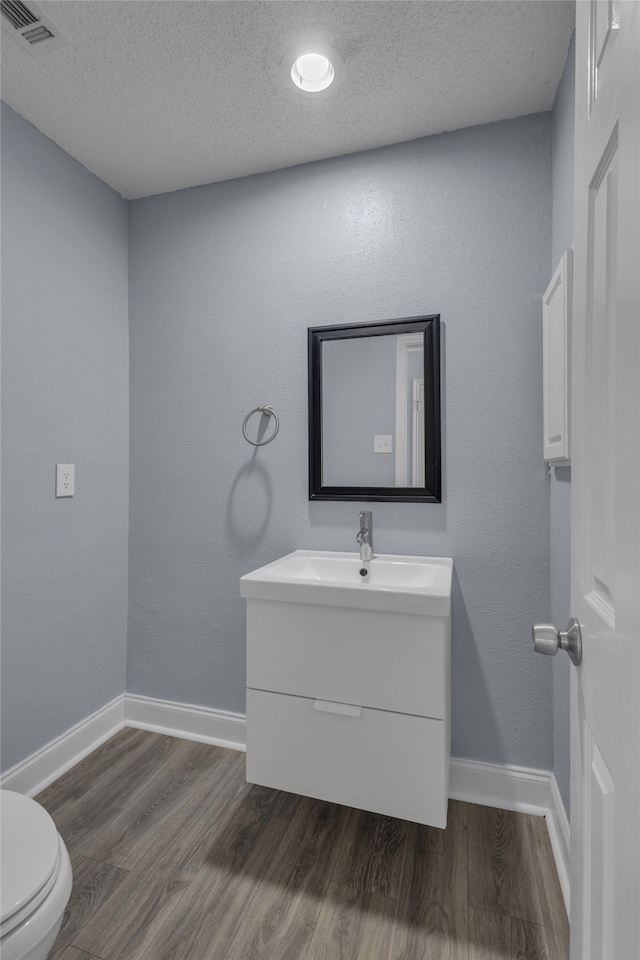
top-left (282, 42), bottom-right (344, 95)
top-left (292, 53), bottom-right (333, 92)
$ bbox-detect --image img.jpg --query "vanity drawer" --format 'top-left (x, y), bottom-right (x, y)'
top-left (246, 688), bottom-right (449, 827)
top-left (246, 599), bottom-right (448, 718)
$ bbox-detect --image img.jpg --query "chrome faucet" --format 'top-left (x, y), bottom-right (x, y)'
top-left (356, 511), bottom-right (374, 562)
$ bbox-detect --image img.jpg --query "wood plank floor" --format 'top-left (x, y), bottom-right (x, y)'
top-left (37, 729), bottom-right (568, 960)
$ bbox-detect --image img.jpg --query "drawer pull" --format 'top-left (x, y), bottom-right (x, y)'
top-left (313, 699), bottom-right (362, 718)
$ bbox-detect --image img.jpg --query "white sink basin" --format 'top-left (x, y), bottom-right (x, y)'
top-left (240, 550), bottom-right (453, 616)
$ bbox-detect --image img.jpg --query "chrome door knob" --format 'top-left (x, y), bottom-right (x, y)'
top-left (531, 623), bottom-right (560, 656)
top-left (532, 618), bottom-right (583, 666)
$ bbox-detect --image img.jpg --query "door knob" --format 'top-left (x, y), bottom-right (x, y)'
top-left (532, 618), bottom-right (582, 666)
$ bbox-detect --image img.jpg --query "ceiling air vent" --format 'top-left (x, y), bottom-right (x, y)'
top-left (1, 0), bottom-right (69, 55)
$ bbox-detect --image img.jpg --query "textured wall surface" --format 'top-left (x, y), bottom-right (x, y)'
top-left (128, 113), bottom-right (554, 770)
top-left (1, 105), bottom-right (129, 772)
top-left (550, 34), bottom-right (575, 816)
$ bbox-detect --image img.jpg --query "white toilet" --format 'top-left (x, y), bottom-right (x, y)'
top-left (0, 790), bottom-right (73, 960)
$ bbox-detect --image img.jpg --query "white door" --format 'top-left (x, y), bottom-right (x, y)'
top-left (571, 2), bottom-right (639, 957)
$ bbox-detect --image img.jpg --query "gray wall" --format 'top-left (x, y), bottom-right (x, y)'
top-left (128, 113), bottom-right (554, 770)
top-left (0, 104), bottom-right (129, 772)
top-left (550, 34), bottom-right (575, 816)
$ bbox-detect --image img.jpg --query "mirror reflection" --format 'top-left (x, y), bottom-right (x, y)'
top-left (308, 316), bottom-right (441, 502)
top-left (321, 335), bottom-right (424, 487)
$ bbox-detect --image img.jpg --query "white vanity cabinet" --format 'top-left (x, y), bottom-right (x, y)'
top-left (242, 552), bottom-right (452, 828)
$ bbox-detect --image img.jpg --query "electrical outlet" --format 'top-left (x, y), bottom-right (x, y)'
top-left (374, 435), bottom-right (393, 454)
top-left (56, 464), bottom-right (75, 497)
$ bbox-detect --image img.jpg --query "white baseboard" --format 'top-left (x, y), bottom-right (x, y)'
top-left (0, 694), bottom-right (126, 798)
top-left (449, 756), bottom-right (554, 814)
top-left (0, 694), bottom-right (244, 799)
top-left (0, 697), bottom-right (568, 912)
top-left (125, 694), bottom-right (246, 752)
top-left (545, 772), bottom-right (571, 914)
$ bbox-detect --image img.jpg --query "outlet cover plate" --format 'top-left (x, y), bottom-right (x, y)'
top-left (56, 464), bottom-right (75, 497)
top-left (374, 435), bottom-right (393, 454)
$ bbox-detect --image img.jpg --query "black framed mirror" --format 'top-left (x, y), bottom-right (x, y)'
top-left (308, 315), bottom-right (441, 502)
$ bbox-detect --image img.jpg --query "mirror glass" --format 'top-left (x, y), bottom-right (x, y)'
top-left (308, 316), bottom-right (441, 502)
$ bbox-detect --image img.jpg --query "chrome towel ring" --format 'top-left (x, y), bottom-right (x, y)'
top-left (242, 405), bottom-right (280, 446)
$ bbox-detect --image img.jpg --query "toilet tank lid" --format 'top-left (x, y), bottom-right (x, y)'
top-left (0, 790), bottom-right (61, 924)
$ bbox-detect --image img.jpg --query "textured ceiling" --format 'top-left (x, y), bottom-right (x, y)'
top-left (1, 0), bottom-right (575, 200)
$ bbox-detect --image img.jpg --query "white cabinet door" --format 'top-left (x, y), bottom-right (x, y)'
top-left (246, 599), bottom-right (447, 718)
top-left (246, 689), bottom-right (449, 827)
